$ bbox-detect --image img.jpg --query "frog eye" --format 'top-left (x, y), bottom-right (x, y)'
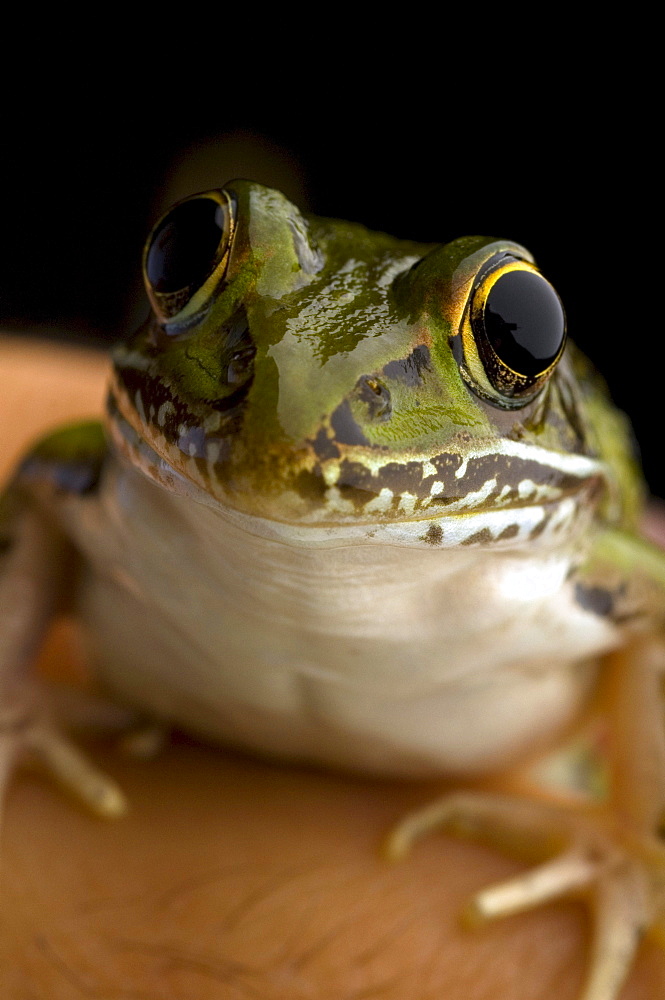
top-left (462, 255), bottom-right (566, 406)
top-left (143, 190), bottom-right (234, 323)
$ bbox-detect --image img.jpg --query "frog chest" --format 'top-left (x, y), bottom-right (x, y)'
top-left (60, 457), bottom-right (621, 779)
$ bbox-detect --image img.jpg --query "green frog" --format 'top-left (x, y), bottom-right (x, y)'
top-left (2, 181), bottom-right (665, 1000)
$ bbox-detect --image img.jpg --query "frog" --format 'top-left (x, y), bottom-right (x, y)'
top-left (2, 180), bottom-right (665, 1000)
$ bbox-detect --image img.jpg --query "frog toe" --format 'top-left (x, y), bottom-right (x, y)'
top-left (466, 845), bottom-right (655, 1000)
top-left (384, 790), bottom-right (665, 1000)
top-left (2, 705), bottom-right (128, 819)
top-left (23, 716), bottom-right (128, 817)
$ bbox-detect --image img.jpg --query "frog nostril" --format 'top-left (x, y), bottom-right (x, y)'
top-left (357, 376), bottom-right (392, 421)
top-left (218, 312), bottom-right (256, 401)
top-left (227, 346), bottom-right (255, 385)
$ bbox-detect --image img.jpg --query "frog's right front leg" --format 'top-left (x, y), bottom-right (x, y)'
top-left (0, 479), bottom-right (126, 822)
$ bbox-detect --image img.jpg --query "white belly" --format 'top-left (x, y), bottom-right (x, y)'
top-left (62, 458), bottom-right (619, 778)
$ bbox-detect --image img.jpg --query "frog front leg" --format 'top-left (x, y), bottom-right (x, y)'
top-left (0, 423), bottom-right (127, 820)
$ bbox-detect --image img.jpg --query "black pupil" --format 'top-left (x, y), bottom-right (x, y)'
top-left (147, 198), bottom-right (225, 294)
top-left (484, 270), bottom-right (565, 376)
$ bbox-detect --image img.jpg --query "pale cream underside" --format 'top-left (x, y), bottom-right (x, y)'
top-left (56, 457), bottom-right (620, 779)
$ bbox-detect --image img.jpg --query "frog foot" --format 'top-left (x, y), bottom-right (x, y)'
top-left (384, 790), bottom-right (665, 1000)
top-left (1, 503), bottom-right (128, 821)
top-left (1, 696), bottom-right (128, 820)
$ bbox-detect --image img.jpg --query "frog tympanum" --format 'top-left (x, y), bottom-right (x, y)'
top-left (2, 181), bottom-right (665, 1000)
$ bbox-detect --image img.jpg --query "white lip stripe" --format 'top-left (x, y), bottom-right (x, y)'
top-left (207, 494), bottom-right (592, 550)
top-left (453, 440), bottom-right (604, 480)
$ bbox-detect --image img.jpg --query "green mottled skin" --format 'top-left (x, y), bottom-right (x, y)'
top-left (106, 181), bottom-right (642, 531)
top-left (0, 182), bottom-right (642, 538)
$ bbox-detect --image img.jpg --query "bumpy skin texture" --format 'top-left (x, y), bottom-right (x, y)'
top-left (111, 181), bottom-right (641, 527)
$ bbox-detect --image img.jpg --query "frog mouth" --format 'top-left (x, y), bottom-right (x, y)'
top-left (108, 389), bottom-right (607, 551)
top-left (276, 441), bottom-right (607, 548)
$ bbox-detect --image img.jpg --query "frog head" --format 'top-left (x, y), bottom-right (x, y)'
top-left (109, 181), bottom-right (640, 543)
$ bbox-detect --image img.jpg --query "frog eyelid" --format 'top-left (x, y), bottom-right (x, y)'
top-left (142, 189), bottom-right (236, 328)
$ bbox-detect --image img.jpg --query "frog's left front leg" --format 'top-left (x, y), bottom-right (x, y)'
top-left (385, 636), bottom-right (665, 1000)
top-left (0, 473), bottom-right (127, 822)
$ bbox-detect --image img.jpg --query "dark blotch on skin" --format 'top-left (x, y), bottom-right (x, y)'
top-left (311, 427), bottom-right (340, 462)
top-left (429, 494), bottom-right (460, 506)
top-left (529, 513), bottom-right (552, 540)
top-left (0, 536), bottom-right (13, 555)
top-left (294, 467), bottom-right (327, 502)
top-left (336, 458), bottom-right (377, 494)
top-left (383, 344), bottom-right (431, 386)
top-left (338, 482), bottom-right (375, 507)
top-left (336, 458), bottom-right (431, 501)
top-left (497, 523), bottom-right (520, 541)
top-left (423, 523), bottom-right (443, 545)
top-left (380, 461), bottom-right (430, 495)
top-left (575, 583), bottom-right (614, 618)
top-left (461, 527), bottom-right (494, 546)
top-left (330, 400), bottom-right (372, 446)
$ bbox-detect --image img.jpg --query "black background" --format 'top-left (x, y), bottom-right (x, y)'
top-left (1, 76), bottom-right (657, 495)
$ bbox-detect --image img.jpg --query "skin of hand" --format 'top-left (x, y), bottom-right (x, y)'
top-left (1, 336), bottom-right (664, 1000)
